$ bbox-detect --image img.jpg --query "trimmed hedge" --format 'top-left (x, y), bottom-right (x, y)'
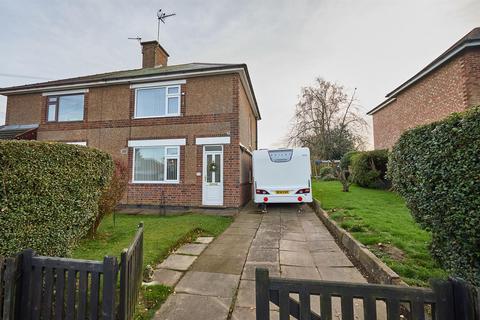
top-left (0, 140), bottom-right (113, 257)
top-left (388, 107), bottom-right (480, 285)
top-left (350, 150), bottom-right (390, 189)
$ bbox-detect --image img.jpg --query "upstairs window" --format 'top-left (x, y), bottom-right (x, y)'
top-left (134, 85), bottom-right (181, 118)
top-left (47, 94), bottom-right (85, 122)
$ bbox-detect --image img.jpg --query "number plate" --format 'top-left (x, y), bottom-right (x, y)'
top-left (275, 190), bottom-right (289, 194)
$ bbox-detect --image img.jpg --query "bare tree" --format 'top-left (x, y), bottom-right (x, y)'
top-left (288, 78), bottom-right (367, 160)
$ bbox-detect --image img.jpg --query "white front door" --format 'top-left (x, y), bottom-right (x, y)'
top-left (202, 145), bottom-right (224, 206)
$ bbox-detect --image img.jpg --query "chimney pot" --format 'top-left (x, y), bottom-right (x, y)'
top-left (141, 41), bottom-right (169, 68)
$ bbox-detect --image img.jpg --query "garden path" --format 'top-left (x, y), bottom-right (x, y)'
top-left (154, 204), bottom-right (366, 320)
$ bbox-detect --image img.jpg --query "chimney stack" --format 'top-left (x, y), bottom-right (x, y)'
top-left (141, 41), bottom-right (169, 68)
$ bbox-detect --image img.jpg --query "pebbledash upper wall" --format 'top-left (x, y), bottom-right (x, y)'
top-left (370, 47), bottom-right (480, 150)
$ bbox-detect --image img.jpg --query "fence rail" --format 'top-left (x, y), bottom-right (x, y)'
top-left (0, 222), bottom-right (144, 320)
top-left (256, 268), bottom-right (479, 320)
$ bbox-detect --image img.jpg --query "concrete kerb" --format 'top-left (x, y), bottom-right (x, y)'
top-left (311, 200), bottom-right (406, 285)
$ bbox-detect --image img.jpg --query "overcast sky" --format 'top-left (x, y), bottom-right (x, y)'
top-left (0, 0), bottom-right (478, 148)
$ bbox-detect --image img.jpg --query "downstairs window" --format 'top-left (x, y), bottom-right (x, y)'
top-left (132, 146), bottom-right (179, 183)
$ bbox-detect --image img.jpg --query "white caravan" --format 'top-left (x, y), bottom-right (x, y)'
top-left (253, 148), bottom-right (312, 204)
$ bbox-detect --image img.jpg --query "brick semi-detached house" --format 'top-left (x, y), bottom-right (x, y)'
top-left (368, 27), bottom-right (480, 149)
top-left (0, 41), bottom-right (260, 209)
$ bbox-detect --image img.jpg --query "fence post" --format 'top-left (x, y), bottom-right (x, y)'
top-left (19, 249), bottom-right (34, 320)
top-left (449, 277), bottom-right (478, 320)
top-left (256, 268), bottom-right (270, 320)
top-left (2, 256), bottom-right (19, 320)
top-left (118, 249), bottom-right (128, 320)
top-left (102, 256), bottom-right (118, 320)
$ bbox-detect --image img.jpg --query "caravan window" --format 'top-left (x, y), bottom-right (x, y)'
top-left (268, 149), bottom-right (293, 162)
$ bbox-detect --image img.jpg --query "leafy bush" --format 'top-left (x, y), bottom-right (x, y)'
top-left (388, 107), bottom-right (480, 285)
top-left (92, 160), bottom-right (128, 234)
top-left (339, 151), bottom-right (359, 170)
top-left (319, 166), bottom-right (334, 177)
top-left (350, 150), bottom-right (390, 189)
top-left (0, 140), bottom-right (113, 257)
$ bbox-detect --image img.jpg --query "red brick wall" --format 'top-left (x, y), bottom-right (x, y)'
top-left (372, 51), bottom-right (475, 149)
top-left (463, 48), bottom-right (480, 107)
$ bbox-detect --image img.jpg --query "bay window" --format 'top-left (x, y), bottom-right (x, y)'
top-left (133, 146), bottom-right (180, 183)
top-left (134, 84), bottom-right (181, 118)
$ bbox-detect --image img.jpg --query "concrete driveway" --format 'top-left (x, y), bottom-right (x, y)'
top-left (155, 204), bottom-right (366, 320)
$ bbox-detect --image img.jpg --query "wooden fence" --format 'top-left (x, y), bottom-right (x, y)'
top-left (118, 222), bottom-right (144, 320)
top-left (256, 268), bottom-right (479, 320)
top-left (0, 256), bottom-right (21, 320)
top-left (20, 250), bottom-right (118, 320)
top-left (0, 223), bottom-right (144, 320)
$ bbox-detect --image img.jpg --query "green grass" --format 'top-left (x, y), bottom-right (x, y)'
top-left (135, 285), bottom-right (172, 320)
top-left (312, 180), bottom-right (446, 286)
top-left (72, 213), bottom-right (231, 319)
top-left (73, 213), bottom-right (232, 267)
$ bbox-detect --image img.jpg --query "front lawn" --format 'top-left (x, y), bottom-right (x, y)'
top-left (72, 213), bottom-right (231, 319)
top-left (312, 180), bottom-right (446, 286)
top-left (73, 213), bottom-right (232, 267)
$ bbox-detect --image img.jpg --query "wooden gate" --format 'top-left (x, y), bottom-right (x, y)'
top-left (255, 268), bottom-right (479, 320)
top-left (20, 249), bottom-right (118, 320)
top-left (0, 223), bottom-right (144, 320)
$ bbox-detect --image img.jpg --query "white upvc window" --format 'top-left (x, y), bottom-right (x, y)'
top-left (134, 85), bottom-right (181, 118)
top-left (65, 141), bottom-right (87, 146)
top-left (132, 146), bottom-right (180, 183)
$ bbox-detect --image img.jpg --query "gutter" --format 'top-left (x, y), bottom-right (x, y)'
top-left (366, 97), bottom-right (397, 115)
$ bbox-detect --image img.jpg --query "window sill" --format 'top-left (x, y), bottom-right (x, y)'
top-left (133, 115), bottom-right (182, 120)
top-left (45, 120), bottom-right (85, 124)
top-left (131, 181), bottom-right (180, 185)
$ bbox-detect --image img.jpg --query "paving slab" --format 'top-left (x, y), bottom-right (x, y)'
top-left (154, 293), bottom-right (231, 320)
top-left (307, 240), bottom-right (340, 252)
top-left (190, 254), bottom-right (246, 275)
top-left (231, 307), bottom-right (281, 320)
top-left (202, 242), bottom-right (250, 257)
top-left (280, 250), bottom-right (315, 267)
top-left (195, 236), bottom-right (214, 244)
top-left (222, 227), bottom-right (257, 237)
top-left (235, 280), bottom-right (278, 310)
top-left (281, 232), bottom-right (306, 241)
top-left (317, 266), bottom-right (366, 283)
top-left (152, 268), bottom-right (184, 287)
top-left (174, 243), bottom-right (207, 256)
top-left (250, 237), bottom-right (279, 249)
top-left (158, 254), bottom-right (197, 271)
top-left (279, 239), bottom-right (309, 252)
top-left (312, 251), bottom-right (353, 267)
top-left (241, 262), bottom-right (280, 280)
top-left (175, 271), bottom-right (240, 298)
top-left (246, 248), bottom-right (278, 263)
top-left (281, 265), bottom-right (321, 280)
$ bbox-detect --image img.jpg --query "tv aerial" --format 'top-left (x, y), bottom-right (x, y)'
top-left (157, 9), bottom-right (176, 42)
top-left (128, 36), bottom-right (142, 43)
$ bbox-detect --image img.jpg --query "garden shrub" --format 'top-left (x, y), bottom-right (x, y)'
top-left (350, 150), bottom-right (390, 189)
top-left (318, 166), bottom-right (336, 181)
top-left (339, 151), bottom-right (359, 170)
top-left (388, 107), bottom-right (480, 285)
top-left (92, 160), bottom-right (129, 234)
top-left (0, 140), bottom-right (113, 257)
